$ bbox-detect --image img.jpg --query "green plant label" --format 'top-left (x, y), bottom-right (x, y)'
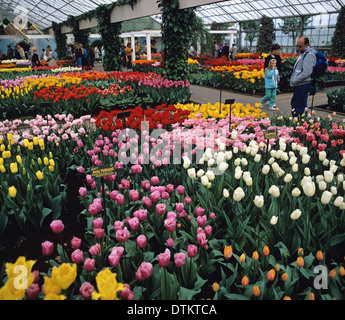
top-left (91, 164), bottom-right (115, 179)
top-left (264, 129), bottom-right (278, 140)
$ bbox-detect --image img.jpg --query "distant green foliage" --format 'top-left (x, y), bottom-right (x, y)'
top-left (330, 5), bottom-right (345, 58)
top-left (256, 15), bottom-right (275, 54)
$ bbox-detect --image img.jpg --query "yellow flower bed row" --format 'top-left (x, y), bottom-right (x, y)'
top-left (188, 58), bottom-right (199, 65)
top-left (233, 69), bottom-right (265, 83)
top-left (0, 67), bottom-right (32, 73)
top-left (175, 102), bottom-right (266, 120)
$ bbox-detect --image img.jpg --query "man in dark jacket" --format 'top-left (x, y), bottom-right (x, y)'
top-left (222, 43), bottom-right (230, 60)
top-left (7, 45), bottom-right (14, 59)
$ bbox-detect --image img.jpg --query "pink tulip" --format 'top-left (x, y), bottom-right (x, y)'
top-left (176, 185), bottom-right (185, 195)
top-left (151, 176), bottom-right (159, 185)
top-left (116, 194), bottom-right (125, 205)
top-left (77, 166), bottom-right (85, 173)
top-left (94, 228), bottom-right (105, 239)
top-left (93, 218), bottom-right (103, 229)
top-left (195, 206), bottom-right (205, 217)
top-left (26, 283), bottom-right (40, 300)
top-left (209, 212), bottom-right (216, 220)
top-left (158, 249), bottom-right (171, 268)
top-left (71, 249), bottom-right (84, 264)
top-left (50, 220), bottom-right (65, 234)
top-left (164, 218), bottom-right (176, 233)
top-left (42, 241), bottom-right (54, 256)
top-left (174, 252), bottom-right (186, 268)
top-left (121, 179), bottom-right (131, 190)
top-left (187, 244), bottom-right (198, 258)
top-left (129, 190), bottom-right (139, 201)
top-left (150, 191), bottom-right (160, 203)
top-left (133, 209), bottom-right (148, 221)
top-left (116, 227), bottom-right (130, 243)
top-left (166, 238), bottom-right (174, 248)
top-left (80, 282), bottom-right (95, 300)
top-left (197, 232), bottom-right (208, 248)
top-left (84, 258), bottom-right (95, 272)
top-left (89, 244), bottom-right (101, 256)
top-left (111, 246), bottom-right (124, 257)
top-left (128, 217), bottom-right (140, 231)
top-left (204, 225), bottom-right (212, 236)
top-left (79, 187), bottom-right (87, 197)
top-left (32, 270), bottom-right (40, 283)
top-left (166, 184), bottom-right (174, 193)
top-left (176, 203), bottom-right (184, 213)
top-left (71, 237), bottom-right (81, 249)
top-left (108, 253), bottom-right (121, 267)
top-left (179, 210), bottom-right (186, 218)
top-left (135, 262), bottom-right (153, 281)
top-left (136, 235), bottom-right (147, 249)
top-left (119, 284), bottom-right (132, 300)
top-left (88, 204), bottom-right (98, 216)
top-left (197, 215), bottom-right (207, 227)
top-left (114, 220), bottom-right (124, 232)
top-left (161, 191), bottom-right (170, 200)
top-left (142, 196), bottom-right (152, 208)
top-left (167, 212), bottom-right (177, 220)
top-left (156, 203), bottom-right (166, 216)
top-left (184, 196), bottom-right (192, 205)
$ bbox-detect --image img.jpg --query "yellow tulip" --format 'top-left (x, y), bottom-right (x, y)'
top-left (10, 162), bottom-right (18, 174)
top-left (43, 157), bottom-right (49, 166)
top-left (0, 165), bottom-right (5, 173)
top-left (9, 186), bottom-right (17, 198)
top-left (36, 171), bottom-right (44, 180)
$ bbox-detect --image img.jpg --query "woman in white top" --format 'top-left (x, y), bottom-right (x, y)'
top-left (94, 46), bottom-right (100, 62)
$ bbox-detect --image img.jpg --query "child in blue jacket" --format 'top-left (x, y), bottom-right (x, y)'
top-left (260, 59), bottom-right (279, 111)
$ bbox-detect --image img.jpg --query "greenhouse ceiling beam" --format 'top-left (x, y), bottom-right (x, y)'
top-left (59, 0), bottom-right (226, 33)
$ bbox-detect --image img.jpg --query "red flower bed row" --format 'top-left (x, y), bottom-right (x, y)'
top-left (94, 104), bottom-right (191, 131)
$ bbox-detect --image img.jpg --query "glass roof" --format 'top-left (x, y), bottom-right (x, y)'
top-left (0, 0), bottom-right (344, 30)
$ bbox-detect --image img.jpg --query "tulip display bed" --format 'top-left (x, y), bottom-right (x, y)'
top-left (1, 69), bottom-right (345, 301)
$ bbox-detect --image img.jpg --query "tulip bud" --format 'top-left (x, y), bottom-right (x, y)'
top-left (270, 215), bottom-right (278, 225)
top-left (253, 195), bottom-right (264, 208)
top-left (9, 186), bottom-right (17, 198)
top-left (296, 256), bottom-right (304, 268)
top-left (267, 268), bottom-right (276, 281)
top-left (263, 246), bottom-right (270, 256)
top-left (223, 189), bottom-right (230, 198)
top-left (212, 282), bottom-right (219, 292)
top-left (239, 253), bottom-right (246, 263)
top-left (281, 272), bottom-right (289, 282)
top-left (252, 286), bottom-right (260, 297)
top-left (321, 191), bottom-right (332, 205)
top-left (316, 251), bottom-right (324, 261)
top-left (290, 209), bottom-right (302, 220)
top-left (252, 251), bottom-right (259, 261)
top-left (241, 275), bottom-right (249, 287)
top-left (224, 245), bottom-right (233, 259)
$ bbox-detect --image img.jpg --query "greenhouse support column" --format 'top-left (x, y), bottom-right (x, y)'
top-left (301, 16), bottom-right (305, 37)
top-left (146, 33), bottom-right (152, 61)
top-left (131, 34), bottom-right (136, 62)
top-left (230, 32), bottom-right (234, 46)
top-left (197, 40), bottom-right (201, 56)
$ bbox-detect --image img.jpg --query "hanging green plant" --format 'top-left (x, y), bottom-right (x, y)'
top-left (158, 0), bottom-right (196, 81)
top-left (95, 4), bottom-right (123, 71)
top-left (52, 21), bottom-right (68, 60)
top-left (66, 15), bottom-right (90, 48)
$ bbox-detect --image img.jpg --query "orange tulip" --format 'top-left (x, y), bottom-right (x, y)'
top-left (212, 282), bottom-right (219, 292)
top-left (329, 269), bottom-right (336, 279)
top-left (281, 272), bottom-right (289, 282)
top-left (296, 257), bottom-right (305, 268)
top-left (252, 251), bottom-right (259, 261)
top-left (252, 286), bottom-right (260, 297)
top-left (263, 246), bottom-right (270, 256)
top-left (224, 245), bottom-right (233, 259)
top-left (339, 266), bottom-right (345, 277)
top-left (316, 251), bottom-right (324, 261)
top-left (241, 275), bottom-right (249, 287)
top-left (239, 253), bottom-right (246, 263)
top-left (283, 296), bottom-right (292, 300)
top-left (267, 268), bottom-right (276, 281)
top-left (298, 248), bottom-right (304, 256)
top-left (275, 264), bottom-right (280, 272)
top-left (309, 292), bottom-right (315, 300)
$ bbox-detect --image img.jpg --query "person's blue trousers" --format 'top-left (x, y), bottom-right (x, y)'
top-left (291, 83), bottom-right (311, 116)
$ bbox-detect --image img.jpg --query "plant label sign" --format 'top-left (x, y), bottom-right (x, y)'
top-left (91, 164), bottom-right (115, 179)
top-left (264, 129), bottom-right (278, 140)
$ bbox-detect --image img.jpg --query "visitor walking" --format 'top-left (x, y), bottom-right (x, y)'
top-left (231, 43), bottom-right (238, 60)
top-left (17, 45), bottom-right (25, 60)
top-left (94, 46), bottom-right (100, 62)
top-left (31, 47), bottom-right (41, 67)
top-left (47, 47), bottom-right (57, 66)
top-left (88, 46), bottom-right (95, 68)
top-left (7, 45), bottom-right (13, 59)
top-left (217, 43), bottom-right (223, 58)
top-left (260, 59), bottom-right (280, 111)
top-left (125, 43), bottom-right (133, 69)
top-left (265, 43), bottom-right (286, 72)
top-left (222, 43), bottom-right (230, 60)
top-left (290, 36), bottom-right (316, 117)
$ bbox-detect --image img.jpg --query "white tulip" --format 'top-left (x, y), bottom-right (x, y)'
top-left (233, 147), bottom-right (238, 154)
top-left (318, 181), bottom-right (327, 191)
top-left (323, 159), bottom-right (330, 167)
top-left (207, 159), bottom-right (215, 167)
top-left (341, 158), bottom-right (345, 167)
top-left (206, 170), bottom-right (215, 181)
top-left (330, 165), bottom-right (338, 174)
top-left (251, 147), bottom-right (259, 157)
top-left (233, 187), bottom-right (245, 202)
top-left (183, 156), bottom-right (191, 169)
top-left (304, 168), bottom-right (311, 176)
top-left (270, 215), bottom-right (278, 225)
top-left (284, 174), bottom-right (293, 183)
top-left (302, 154), bottom-right (310, 164)
top-left (334, 196), bottom-right (344, 207)
top-left (275, 150), bottom-right (283, 159)
top-left (299, 147), bottom-right (308, 156)
top-left (245, 177), bottom-right (253, 186)
top-left (324, 171), bottom-right (334, 183)
top-left (253, 195), bottom-right (264, 208)
top-left (234, 168), bottom-right (243, 179)
top-left (199, 158), bottom-right (205, 165)
top-left (281, 153), bottom-right (289, 161)
top-left (216, 152), bottom-right (225, 163)
top-left (280, 143), bottom-right (287, 152)
top-left (318, 151), bottom-right (327, 161)
top-left (268, 185), bottom-right (280, 198)
top-left (200, 175), bottom-right (209, 186)
top-left (254, 154), bottom-right (261, 162)
top-left (303, 181), bottom-right (316, 197)
top-left (330, 160), bottom-right (336, 167)
top-left (316, 175), bottom-right (324, 184)
top-left (225, 151), bottom-right (233, 160)
top-left (343, 181), bottom-right (345, 191)
top-left (277, 169), bottom-right (285, 178)
top-left (259, 142), bottom-right (266, 149)
top-left (231, 131), bottom-right (238, 140)
top-left (223, 189), bottom-right (230, 198)
top-left (219, 143), bottom-right (226, 151)
top-left (243, 171), bottom-right (251, 180)
top-left (262, 165), bottom-right (270, 175)
top-left (272, 162), bottom-right (280, 173)
top-left (290, 209), bottom-right (302, 220)
top-left (291, 142), bottom-right (297, 150)
top-left (340, 202), bottom-right (345, 210)
top-left (187, 168), bottom-right (196, 179)
top-left (331, 186), bottom-right (337, 196)
top-left (241, 158), bottom-right (248, 166)
top-left (219, 162), bottom-right (229, 172)
top-left (292, 164), bottom-right (298, 173)
top-left (197, 169), bottom-right (205, 177)
top-left (234, 158), bottom-right (241, 166)
top-left (289, 151), bottom-right (295, 158)
top-left (246, 146), bottom-right (252, 155)
top-left (291, 187), bottom-right (301, 197)
top-left (321, 191), bottom-right (332, 204)
top-left (337, 174), bottom-right (344, 183)
top-left (270, 150), bottom-right (277, 158)
top-left (268, 157), bottom-right (275, 165)
top-left (296, 144), bottom-right (301, 151)
top-left (289, 156), bottom-right (297, 166)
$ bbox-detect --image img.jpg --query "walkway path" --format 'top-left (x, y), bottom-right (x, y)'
top-left (189, 84), bottom-right (345, 122)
